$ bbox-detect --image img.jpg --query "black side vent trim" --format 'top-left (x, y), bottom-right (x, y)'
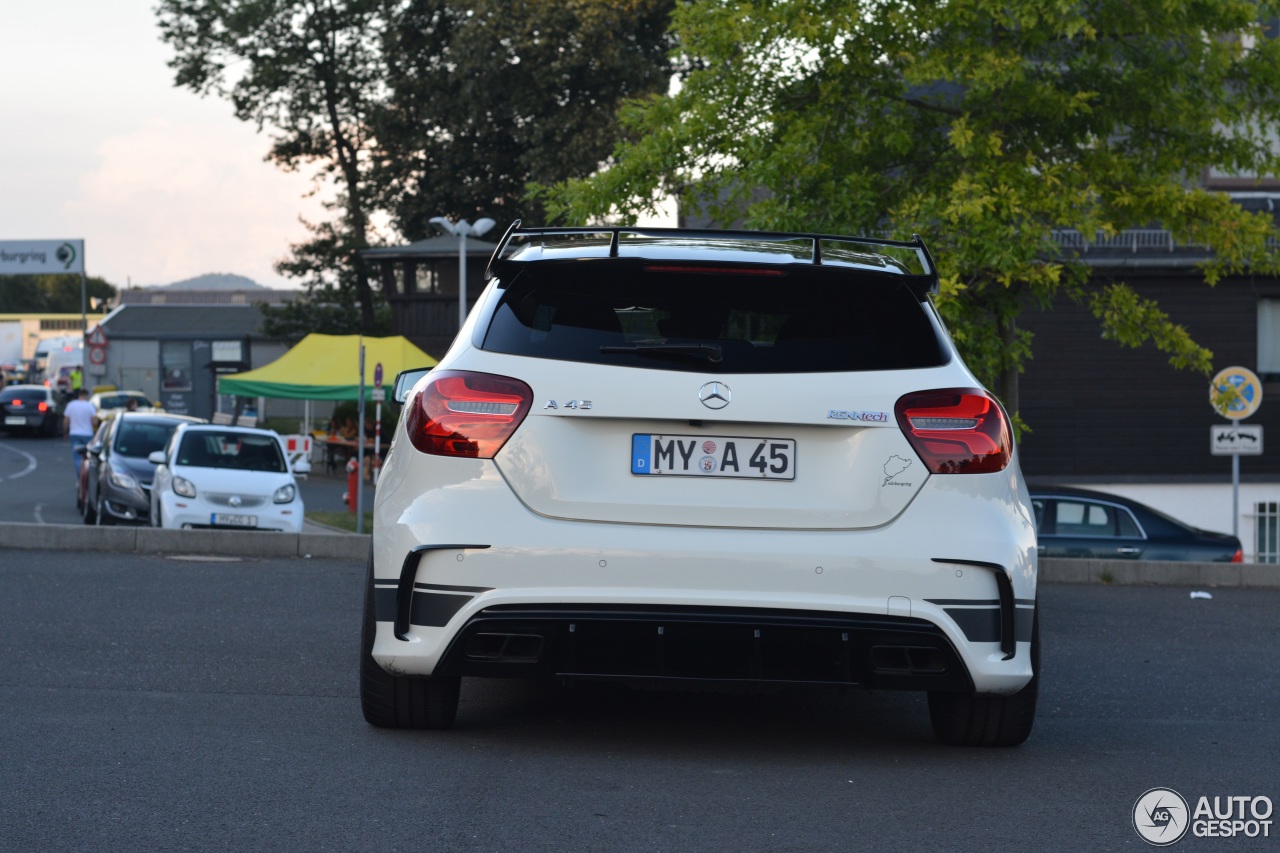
top-left (931, 558), bottom-right (1017, 660)
top-left (395, 544), bottom-right (491, 640)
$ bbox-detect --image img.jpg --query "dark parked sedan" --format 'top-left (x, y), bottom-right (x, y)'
top-left (0, 384), bottom-right (60, 436)
top-left (1031, 486), bottom-right (1243, 562)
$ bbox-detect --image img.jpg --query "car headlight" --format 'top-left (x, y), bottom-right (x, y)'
top-left (109, 469), bottom-right (138, 490)
top-left (273, 483), bottom-right (296, 504)
top-left (173, 477), bottom-right (197, 498)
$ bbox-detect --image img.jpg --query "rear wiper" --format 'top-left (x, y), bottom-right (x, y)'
top-left (599, 343), bottom-right (724, 364)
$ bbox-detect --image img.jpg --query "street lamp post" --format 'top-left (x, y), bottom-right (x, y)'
top-left (429, 216), bottom-right (497, 332)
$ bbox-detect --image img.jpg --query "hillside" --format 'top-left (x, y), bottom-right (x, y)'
top-left (155, 273), bottom-right (266, 291)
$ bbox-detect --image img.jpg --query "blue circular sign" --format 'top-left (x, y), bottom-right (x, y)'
top-left (1211, 366), bottom-right (1262, 420)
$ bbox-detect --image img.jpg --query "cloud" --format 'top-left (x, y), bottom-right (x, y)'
top-left (66, 117), bottom-right (324, 288)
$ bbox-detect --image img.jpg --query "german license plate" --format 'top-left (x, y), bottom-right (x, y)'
top-left (211, 513), bottom-right (257, 527)
top-left (631, 434), bottom-right (795, 480)
top-left (4, 416), bottom-right (25, 426)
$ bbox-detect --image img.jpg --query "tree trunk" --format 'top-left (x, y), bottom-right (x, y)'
top-left (997, 311), bottom-right (1019, 418)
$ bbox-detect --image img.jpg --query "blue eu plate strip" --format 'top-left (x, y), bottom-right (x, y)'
top-left (631, 434), bottom-right (651, 474)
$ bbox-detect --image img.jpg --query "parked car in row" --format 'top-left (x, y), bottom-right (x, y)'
top-left (364, 224), bottom-right (1040, 747)
top-left (0, 384), bottom-right (61, 437)
top-left (1030, 486), bottom-right (1243, 562)
top-left (75, 419), bottom-right (112, 515)
top-left (81, 412), bottom-right (206, 525)
top-left (89, 389), bottom-right (161, 421)
top-left (149, 424), bottom-right (305, 533)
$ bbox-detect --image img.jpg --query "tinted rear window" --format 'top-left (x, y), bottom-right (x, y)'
top-left (115, 421), bottom-right (181, 458)
top-left (100, 393), bottom-right (152, 409)
top-left (177, 431), bottom-right (287, 472)
top-left (0, 388), bottom-right (49, 403)
top-left (480, 265), bottom-right (945, 373)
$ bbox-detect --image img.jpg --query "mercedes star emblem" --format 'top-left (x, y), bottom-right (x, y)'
top-left (698, 381), bottom-right (731, 409)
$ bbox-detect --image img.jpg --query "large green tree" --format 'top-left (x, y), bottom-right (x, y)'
top-left (157, 0), bottom-right (678, 336)
top-left (373, 0), bottom-right (678, 236)
top-left (0, 275), bottom-right (116, 314)
top-left (544, 0), bottom-right (1280, 417)
top-left (158, 0), bottom-right (386, 332)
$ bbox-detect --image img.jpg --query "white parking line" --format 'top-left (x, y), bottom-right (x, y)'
top-left (33, 503), bottom-right (45, 524)
top-left (0, 441), bottom-right (38, 480)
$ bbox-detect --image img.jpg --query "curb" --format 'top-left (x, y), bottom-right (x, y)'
top-left (2, 524), bottom-right (1278, 586)
top-left (1039, 557), bottom-right (1280, 588)
top-left (0, 521), bottom-right (369, 561)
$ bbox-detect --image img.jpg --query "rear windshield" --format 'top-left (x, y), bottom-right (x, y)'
top-left (480, 265), bottom-right (946, 373)
top-left (99, 393), bottom-right (152, 409)
top-left (176, 431), bottom-right (287, 472)
top-left (115, 421), bottom-right (181, 459)
top-left (0, 388), bottom-right (49, 404)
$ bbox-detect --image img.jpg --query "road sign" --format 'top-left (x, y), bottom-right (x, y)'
top-left (1211, 424), bottom-right (1263, 456)
top-left (0, 240), bottom-right (84, 275)
top-left (1210, 366), bottom-right (1263, 420)
top-left (87, 345), bottom-right (106, 366)
top-left (374, 362), bottom-right (384, 388)
top-left (86, 325), bottom-right (107, 347)
top-left (370, 388), bottom-right (386, 403)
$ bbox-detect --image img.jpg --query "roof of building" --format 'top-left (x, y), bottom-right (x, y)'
top-left (98, 304), bottom-right (267, 339)
top-left (361, 235), bottom-right (500, 261)
top-left (116, 288), bottom-right (300, 306)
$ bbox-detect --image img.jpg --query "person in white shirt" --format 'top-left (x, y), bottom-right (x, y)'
top-left (62, 388), bottom-right (98, 481)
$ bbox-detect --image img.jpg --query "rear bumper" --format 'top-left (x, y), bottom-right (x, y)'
top-left (419, 602), bottom-right (976, 692)
top-left (371, 456), bottom-right (1037, 694)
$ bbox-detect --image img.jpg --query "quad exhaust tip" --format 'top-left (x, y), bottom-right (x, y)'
top-left (464, 632), bottom-right (545, 663)
top-left (870, 645), bottom-right (948, 675)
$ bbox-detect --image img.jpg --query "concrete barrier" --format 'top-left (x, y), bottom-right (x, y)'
top-left (1, 522), bottom-right (1277, 585)
top-left (0, 521), bottom-right (369, 561)
top-left (1038, 557), bottom-right (1280, 588)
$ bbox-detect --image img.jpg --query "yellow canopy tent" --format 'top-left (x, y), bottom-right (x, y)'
top-left (217, 334), bottom-right (437, 400)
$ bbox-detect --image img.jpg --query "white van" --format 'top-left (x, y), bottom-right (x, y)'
top-left (45, 343), bottom-right (83, 397)
top-left (33, 335), bottom-right (82, 385)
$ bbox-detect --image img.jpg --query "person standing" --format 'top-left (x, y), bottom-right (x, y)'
top-left (69, 365), bottom-right (83, 394)
top-left (63, 388), bottom-right (97, 481)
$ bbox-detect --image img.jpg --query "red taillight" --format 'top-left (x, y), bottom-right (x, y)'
top-left (1232, 548), bottom-right (1243, 563)
top-left (895, 388), bottom-right (1012, 474)
top-left (37, 401), bottom-right (48, 413)
top-left (405, 370), bottom-right (533, 458)
top-left (10, 399), bottom-right (21, 408)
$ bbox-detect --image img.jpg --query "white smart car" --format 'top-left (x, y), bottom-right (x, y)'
top-left (149, 424), bottom-right (304, 533)
top-left (364, 224), bottom-right (1039, 746)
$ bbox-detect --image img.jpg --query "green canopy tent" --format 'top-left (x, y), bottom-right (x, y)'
top-left (217, 333), bottom-right (437, 401)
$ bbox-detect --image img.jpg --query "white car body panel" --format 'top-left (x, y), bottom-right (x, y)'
top-left (366, 227), bottom-right (1039, 743)
top-left (373, 432), bottom-right (1036, 693)
top-left (151, 426), bottom-right (304, 533)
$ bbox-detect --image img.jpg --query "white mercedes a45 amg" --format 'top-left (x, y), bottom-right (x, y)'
top-left (363, 224), bottom-right (1039, 746)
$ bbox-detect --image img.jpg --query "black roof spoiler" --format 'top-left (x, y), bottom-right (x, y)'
top-left (484, 220), bottom-right (940, 300)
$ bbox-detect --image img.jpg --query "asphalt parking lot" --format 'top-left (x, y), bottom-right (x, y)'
top-left (1, 553), bottom-right (1277, 851)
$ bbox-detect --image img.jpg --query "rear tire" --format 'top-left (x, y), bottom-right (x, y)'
top-left (360, 552), bottom-right (460, 730)
top-left (928, 607), bottom-right (1039, 747)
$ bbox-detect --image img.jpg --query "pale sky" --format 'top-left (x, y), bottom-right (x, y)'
top-left (0, 0), bottom-right (320, 289)
top-left (0, 1), bottom-right (677, 293)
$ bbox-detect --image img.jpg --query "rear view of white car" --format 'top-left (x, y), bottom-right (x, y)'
top-left (149, 424), bottom-right (304, 533)
top-left (364, 224), bottom-right (1039, 746)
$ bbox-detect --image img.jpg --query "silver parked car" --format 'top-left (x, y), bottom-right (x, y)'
top-left (83, 412), bottom-right (205, 525)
